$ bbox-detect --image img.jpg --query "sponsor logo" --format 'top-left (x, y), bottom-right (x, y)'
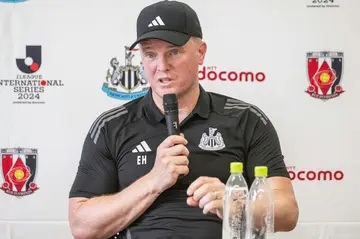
top-left (16, 45), bottom-right (42, 74)
top-left (199, 127), bottom-right (226, 151)
top-left (102, 46), bottom-right (149, 101)
top-left (0, 45), bottom-right (64, 104)
top-left (198, 66), bottom-right (266, 82)
top-left (306, 51), bottom-right (344, 100)
top-left (132, 141), bottom-right (151, 153)
top-left (307, 0), bottom-right (339, 8)
top-left (1, 148), bottom-right (39, 197)
top-left (287, 166), bottom-right (344, 181)
top-left (148, 16), bottom-right (165, 27)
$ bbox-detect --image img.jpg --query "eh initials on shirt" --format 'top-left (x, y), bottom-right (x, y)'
top-left (137, 155), bottom-right (147, 165)
top-left (132, 141), bottom-right (151, 165)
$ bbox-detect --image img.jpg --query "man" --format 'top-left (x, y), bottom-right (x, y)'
top-left (68, 1), bottom-right (299, 239)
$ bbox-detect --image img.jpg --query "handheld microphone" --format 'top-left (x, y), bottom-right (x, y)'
top-left (163, 93), bottom-right (180, 136)
top-left (163, 93), bottom-right (185, 181)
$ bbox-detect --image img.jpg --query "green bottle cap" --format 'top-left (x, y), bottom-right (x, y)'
top-left (230, 162), bottom-right (243, 173)
top-left (255, 166), bottom-right (268, 177)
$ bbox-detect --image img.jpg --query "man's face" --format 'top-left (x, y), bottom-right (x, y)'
top-left (139, 38), bottom-right (206, 100)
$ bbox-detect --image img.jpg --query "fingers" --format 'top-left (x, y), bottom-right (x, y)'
top-left (176, 165), bottom-right (189, 176)
top-left (203, 198), bottom-right (222, 215)
top-left (149, 134), bottom-right (189, 192)
top-left (159, 135), bottom-right (188, 149)
top-left (192, 183), bottom-right (223, 202)
top-left (157, 136), bottom-right (189, 159)
top-left (186, 196), bottom-right (199, 207)
top-left (187, 192), bottom-right (223, 215)
top-left (164, 144), bottom-right (189, 157)
top-left (169, 156), bottom-right (189, 166)
top-left (163, 157), bottom-right (189, 175)
top-left (198, 190), bottom-right (224, 209)
top-left (187, 176), bottom-right (219, 196)
top-left (186, 176), bottom-right (225, 218)
top-left (160, 156), bottom-right (188, 168)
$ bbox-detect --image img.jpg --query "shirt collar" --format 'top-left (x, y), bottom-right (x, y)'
top-left (143, 88), bottom-right (164, 123)
top-left (143, 84), bottom-right (211, 123)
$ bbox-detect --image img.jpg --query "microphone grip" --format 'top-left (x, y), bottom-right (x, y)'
top-left (164, 112), bottom-right (184, 180)
top-left (165, 113), bottom-right (180, 136)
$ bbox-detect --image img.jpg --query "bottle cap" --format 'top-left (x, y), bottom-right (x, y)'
top-left (230, 162), bottom-right (243, 173)
top-left (255, 166), bottom-right (268, 177)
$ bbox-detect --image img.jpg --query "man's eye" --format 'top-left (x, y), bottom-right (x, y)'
top-left (145, 53), bottom-right (155, 59)
top-left (170, 49), bottom-right (180, 55)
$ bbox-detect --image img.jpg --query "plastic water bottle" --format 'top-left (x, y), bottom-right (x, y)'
top-left (222, 162), bottom-right (249, 239)
top-left (246, 166), bottom-right (274, 239)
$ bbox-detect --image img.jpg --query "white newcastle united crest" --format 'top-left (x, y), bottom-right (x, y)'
top-left (198, 127), bottom-right (225, 151)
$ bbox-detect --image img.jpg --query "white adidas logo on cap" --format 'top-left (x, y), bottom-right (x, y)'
top-left (148, 16), bottom-right (165, 27)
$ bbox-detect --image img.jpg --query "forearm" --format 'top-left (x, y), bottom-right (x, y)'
top-left (273, 191), bottom-right (299, 232)
top-left (70, 174), bottom-right (160, 239)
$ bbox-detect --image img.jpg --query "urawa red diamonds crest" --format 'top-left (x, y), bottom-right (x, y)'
top-left (1, 148), bottom-right (39, 197)
top-left (306, 51), bottom-right (345, 100)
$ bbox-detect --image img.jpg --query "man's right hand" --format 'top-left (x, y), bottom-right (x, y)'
top-left (69, 133), bottom-right (189, 239)
top-left (147, 133), bottom-right (190, 193)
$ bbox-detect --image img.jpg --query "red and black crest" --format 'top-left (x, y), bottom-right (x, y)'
top-left (1, 148), bottom-right (39, 197)
top-left (306, 51), bottom-right (345, 100)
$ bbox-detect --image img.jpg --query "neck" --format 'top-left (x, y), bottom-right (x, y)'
top-left (153, 83), bottom-right (200, 123)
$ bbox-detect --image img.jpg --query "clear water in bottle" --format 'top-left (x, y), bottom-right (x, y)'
top-left (246, 166), bottom-right (274, 239)
top-left (222, 162), bottom-right (249, 239)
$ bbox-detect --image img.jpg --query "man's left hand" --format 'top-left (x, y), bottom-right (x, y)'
top-left (186, 176), bottom-right (225, 219)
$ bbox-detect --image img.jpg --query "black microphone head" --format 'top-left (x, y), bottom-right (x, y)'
top-left (163, 94), bottom-right (178, 113)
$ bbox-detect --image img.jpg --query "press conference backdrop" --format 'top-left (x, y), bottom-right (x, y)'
top-left (0, 0), bottom-right (359, 238)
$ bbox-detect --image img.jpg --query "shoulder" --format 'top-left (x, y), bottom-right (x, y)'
top-left (207, 91), bottom-right (269, 126)
top-left (87, 97), bottom-right (145, 144)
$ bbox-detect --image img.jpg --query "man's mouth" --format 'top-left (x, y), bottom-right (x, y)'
top-left (159, 78), bottom-right (171, 83)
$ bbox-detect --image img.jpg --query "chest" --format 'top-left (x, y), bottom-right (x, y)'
top-left (115, 120), bottom-right (247, 190)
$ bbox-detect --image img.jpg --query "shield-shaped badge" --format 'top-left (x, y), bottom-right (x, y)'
top-left (1, 148), bottom-right (39, 197)
top-left (306, 51), bottom-right (345, 100)
top-left (118, 65), bottom-right (142, 92)
top-left (102, 46), bottom-right (149, 100)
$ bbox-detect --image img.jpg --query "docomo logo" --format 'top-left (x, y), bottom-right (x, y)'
top-left (198, 66), bottom-right (266, 82)
top-left (287, 167), bottom-right (344, 181)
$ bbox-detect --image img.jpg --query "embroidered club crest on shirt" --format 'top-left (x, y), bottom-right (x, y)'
top-left (198, 127), bottom-right (225, 151)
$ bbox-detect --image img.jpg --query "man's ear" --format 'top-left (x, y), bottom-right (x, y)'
top-left (140, 62), bottom-right (147, 81)
top-left (198, 41), bottom-right (207, 65)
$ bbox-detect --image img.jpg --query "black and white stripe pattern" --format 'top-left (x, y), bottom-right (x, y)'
top-left (89, 106), bottom-right (128, 144)
top-left (224, 98), bottom-right (268, 125)
top-left (120, 69), bottom-right (139, 91)
top-left (207, 138), bottom-right (217, 148)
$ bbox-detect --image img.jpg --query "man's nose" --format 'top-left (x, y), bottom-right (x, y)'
top-left (157, 56), bottom-right (170, 72)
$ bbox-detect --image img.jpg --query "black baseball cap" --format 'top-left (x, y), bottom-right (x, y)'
top-left (129, 0), bottom-right (202, 50)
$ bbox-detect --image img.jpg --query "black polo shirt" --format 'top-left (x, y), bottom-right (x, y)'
top-left (69, 85), bottom-right (289, 239)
